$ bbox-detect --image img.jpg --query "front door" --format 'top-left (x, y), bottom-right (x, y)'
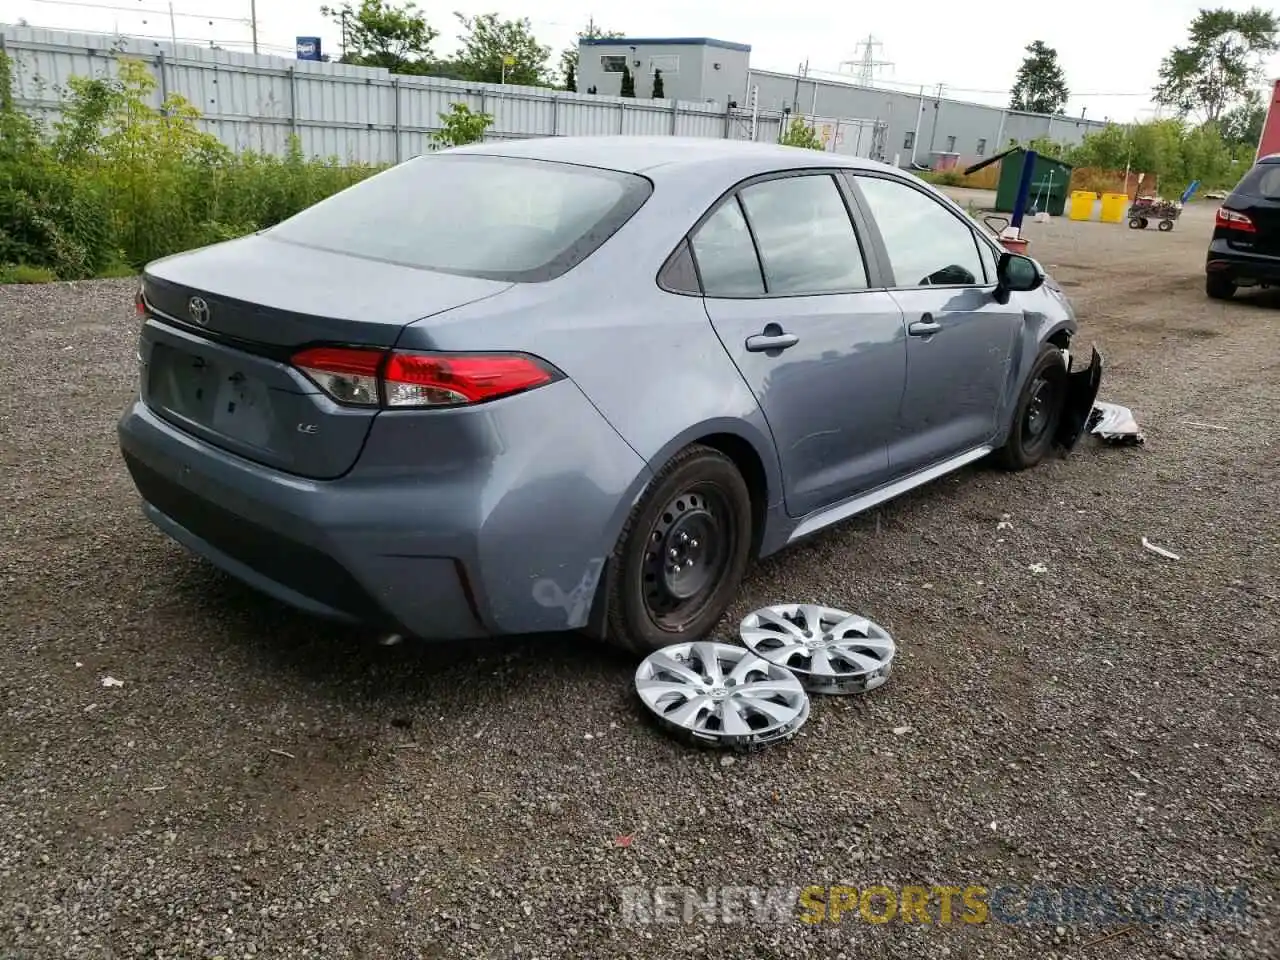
top-left (850, 173), bottom-right (1022, 474)
top-left (694, 172), bottom-right (908, 518)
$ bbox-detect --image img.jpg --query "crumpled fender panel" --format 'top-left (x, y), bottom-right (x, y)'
top-left (1055, 346), bottom-right (1104, 451)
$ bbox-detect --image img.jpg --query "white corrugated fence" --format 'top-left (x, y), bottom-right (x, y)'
top-left (0, 24), bottom-right (887, 166)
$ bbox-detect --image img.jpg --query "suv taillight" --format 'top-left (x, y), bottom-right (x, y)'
top-left (1215, 207), bottom-right (1256, 232)
top-left (290, 346), bottom-right (562, 409)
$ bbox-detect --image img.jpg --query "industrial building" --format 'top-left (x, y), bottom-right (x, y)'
top-left (577, 36), bottom-right (1109, 168)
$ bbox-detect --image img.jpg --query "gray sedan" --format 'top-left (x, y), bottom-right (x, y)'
top-left (118, 136), bottom-right (1100, 653)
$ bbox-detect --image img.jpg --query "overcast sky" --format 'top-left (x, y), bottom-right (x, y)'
top-left (7, 0), bottom-right (1280, 122)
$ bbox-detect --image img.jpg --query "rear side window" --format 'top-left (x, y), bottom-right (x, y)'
top-left (1234, 162), bottom-right (1280, 199)
top-left (266, 153), bottom-right (652, 282)
top-left (739, 174), bottom-right (869, 294)
top-left (691, 198), bottom-right (765, 296)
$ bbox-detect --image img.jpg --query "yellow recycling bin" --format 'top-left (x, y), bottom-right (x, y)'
top-left (1099, 192), bottom-right (1129, 224)
top-left (1068, 191), bottom-right (1098, 221)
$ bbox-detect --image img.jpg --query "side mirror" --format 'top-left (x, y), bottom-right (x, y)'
top-left (997, 251), bottom-right (1044, 294)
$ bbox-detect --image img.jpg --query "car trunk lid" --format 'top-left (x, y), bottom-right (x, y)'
top-left (139, 234), bottom-right (513, 479)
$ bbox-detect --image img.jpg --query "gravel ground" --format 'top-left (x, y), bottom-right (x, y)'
top-left (1, 203), bottom-right (1277, 959)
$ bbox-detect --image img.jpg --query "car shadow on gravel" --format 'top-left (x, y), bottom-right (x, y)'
top-left (161, 554), bottom-right (639, 701)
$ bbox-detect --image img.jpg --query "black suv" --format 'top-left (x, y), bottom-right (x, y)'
top-left (1206, 153), bottom-right (1280, 299)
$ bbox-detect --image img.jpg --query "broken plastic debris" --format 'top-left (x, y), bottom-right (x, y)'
top-left (1029, 563), bottom-right (1048, 575)
top-left (892, 725), bottom-right (912, 736)
top-left (1141, 537), bottom-right (1180, 561)
top-left (614, 835), bottom-right (634, 848)
top-left (101, 676), bottom-right (124, 688)
top-left (1088, 402), bottom-right (1145, 445)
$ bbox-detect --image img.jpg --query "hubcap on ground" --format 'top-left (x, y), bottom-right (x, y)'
top-left (642, 486), bottom-right (733, 628)
top-left (634, 641), bottom-right (811, 748)
top-left (740, 604), bottom-right (897, 695)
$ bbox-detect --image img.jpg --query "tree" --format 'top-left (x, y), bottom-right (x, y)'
top-left (1009, 41), bottom-right (1069, 114)
top-left (319, 0), bottom-right (437, 73)
top-left (564, 63), bottom-right (576, 93)
top-left (779, 116), bottom-right (824, 150)
top-left (1155, 7), bottom-right (1279, 123)
top-left (429, 102), bottom-right (494, 148)
top-left (1221, 92), bottom-right (1266, 154)
top-left (452, 13), bottom-right (551, 86)
top-left (651, 69), bottom-right (665, 99)
top-left (619, 64), bottom-right (636, 98)
top-left (558, 20), bottom-right (622, 91)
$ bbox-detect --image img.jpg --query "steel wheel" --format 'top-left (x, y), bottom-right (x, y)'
top-left (1021, 371), bottom-right (1061, 449)
top-left (641, 486), bottom-right (735, 630)
top-left (741, 605), bottom-right (896, 695)
top-left (635, 641), bottom-right (810, 749)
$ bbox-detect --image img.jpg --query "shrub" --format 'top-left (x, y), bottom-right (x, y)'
top-left (0, 52), bottom-right (381, 279)
top-left (779, 117), bottom-right (825, 151)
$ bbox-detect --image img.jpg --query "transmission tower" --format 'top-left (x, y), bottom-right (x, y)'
top-left (839, 34), bottom-right (894, 86)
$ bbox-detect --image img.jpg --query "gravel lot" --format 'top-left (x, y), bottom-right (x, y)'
top-left (1, 201), bottom-right (1277, 959)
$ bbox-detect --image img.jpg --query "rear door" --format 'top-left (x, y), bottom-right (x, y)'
top-left (696, 171), bottom-right (908, 518)
top-left (847, 172), bottom-right (1021, 475)
top-left (1223, 161), bottom-right (1280, 254)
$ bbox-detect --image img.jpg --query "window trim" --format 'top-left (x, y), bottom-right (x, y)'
top-left (671, 169), bottom-right (880, 300)
top-left (843, 170), bottom-right (997, 292)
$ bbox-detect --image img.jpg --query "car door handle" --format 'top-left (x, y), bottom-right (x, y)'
top-left (908, 314), bottom-right (942, 337)
top-left (745, 328), bottom-right (799, 352)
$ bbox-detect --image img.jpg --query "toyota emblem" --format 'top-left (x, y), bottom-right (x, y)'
top-left (188, 296), bottom-right (210, 326)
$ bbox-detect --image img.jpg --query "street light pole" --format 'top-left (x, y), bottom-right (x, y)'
top-left (250, 0), bottom-right (258, 54)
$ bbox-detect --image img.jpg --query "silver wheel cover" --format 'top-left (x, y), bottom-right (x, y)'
top-left (740, 604), bottom-right (896, 695)
top-left (635, 641), bottom-right (810, 749)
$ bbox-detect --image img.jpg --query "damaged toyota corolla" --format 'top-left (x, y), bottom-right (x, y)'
top-left (118, 136), bottom-right (1102, 654)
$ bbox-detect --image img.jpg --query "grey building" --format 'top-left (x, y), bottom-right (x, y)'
top-left (577, 37), bottom-right (751, 105)
top-left (745, 69), bottom-right (1108, 167)
top-left (577, 36), bottom-right (1108, 167)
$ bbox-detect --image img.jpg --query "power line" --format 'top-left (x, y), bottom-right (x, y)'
top-left (20, 0), bottom-right (249, 25)
top-left (798, 66), bottom-right (1153, 100)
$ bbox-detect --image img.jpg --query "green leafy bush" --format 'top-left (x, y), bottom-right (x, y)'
top-left (0, 52), bottom-right (381, 281)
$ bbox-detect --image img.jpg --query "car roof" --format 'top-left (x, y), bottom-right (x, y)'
top-left (440, 135), bottom-right (889, 178)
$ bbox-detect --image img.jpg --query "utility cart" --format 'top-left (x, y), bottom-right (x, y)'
top-left (1127, 196), bottom-right (1181, 232)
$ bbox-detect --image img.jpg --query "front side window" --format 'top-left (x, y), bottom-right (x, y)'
top-left (738, 175), bottom-right (868, 294)
top-left (600, 55), bottom-right (627, 73)
top-left (854, 175), bottom-right (984, 288)
top-left (266, 154), bottom-right (651, 282)
top-left (691, 198), bottom-right (764, 296)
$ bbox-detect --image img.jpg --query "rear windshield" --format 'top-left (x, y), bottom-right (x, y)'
top-left (266, 153), bottom-right (653, 282)
top-left (1234, 161), bottom-right (1280, 199)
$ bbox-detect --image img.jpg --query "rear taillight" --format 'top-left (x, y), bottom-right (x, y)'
top-left (135, 285), bottom-right (146, 317)
top-left (290, 346), bottom-right (560, 409)
top-left (1216, 207), bottom-right (1256, 232)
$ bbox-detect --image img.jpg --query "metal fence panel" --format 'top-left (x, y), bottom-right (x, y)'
top-left (0, 23), bottom-right (887, 165)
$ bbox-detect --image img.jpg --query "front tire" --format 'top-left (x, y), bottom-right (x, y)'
top-left (605, 444), bottom-right (753, 655)
top-left (994, 345), bottom-right (1069, 471)
top-left (1206, 275), bottom-right (1236, 300)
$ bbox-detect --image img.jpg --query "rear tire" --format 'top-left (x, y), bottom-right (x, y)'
top-left (604, 444), bottom-right (753, 655)
top-left (1206, 275), bottom-right (1236, 300)
top-left (1158, 219), bottom-right (1174, 232)
top-left (1127, 217), bottom-right (1143, 230)
top-left (994, 345), bottom-right (1069, 471)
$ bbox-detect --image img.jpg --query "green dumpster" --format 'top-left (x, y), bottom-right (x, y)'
top-left (994, 148), bottom-right (1074, 218)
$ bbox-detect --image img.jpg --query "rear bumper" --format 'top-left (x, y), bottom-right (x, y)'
top-left (117, 381), bottom-right (650, 640)
top-left (1206, 241), bottom-right (1280, 284)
